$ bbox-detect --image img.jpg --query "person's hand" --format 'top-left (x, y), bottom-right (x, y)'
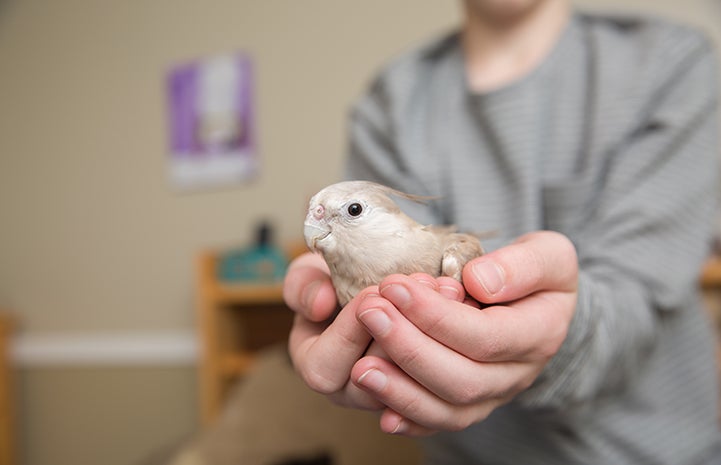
top-left (349, 231), bottom-right (578, 436)
top-left (283, 252), bottom-right (468, 410)
top-left (283, 252), bottom-right (379, 409)
top-left (283, 252), bottom-right (338, 323)
top-left (284, 231), bottom-right (578, 436)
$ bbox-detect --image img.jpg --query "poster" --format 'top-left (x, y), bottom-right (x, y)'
top-left (167, 53), bottom-right (257, 190)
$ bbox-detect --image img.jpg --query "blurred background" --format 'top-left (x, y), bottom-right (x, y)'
top-left (0, 1), bottom-right (719, 464)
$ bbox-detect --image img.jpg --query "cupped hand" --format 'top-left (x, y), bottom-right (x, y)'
top-left (350, 231), bottom-right (579, 436)
top-left (284, 252), bottom-right (468, 411)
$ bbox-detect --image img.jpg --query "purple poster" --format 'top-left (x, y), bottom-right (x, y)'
top-left (167, 53), bottom-right (257, 190)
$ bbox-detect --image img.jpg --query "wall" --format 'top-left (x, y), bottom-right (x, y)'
top-left (0, 1), bottom-right (460, 464)
top-left (0, 1), bottom-right (717, 464)
top-left (0, 0), bottom-right (460, 334)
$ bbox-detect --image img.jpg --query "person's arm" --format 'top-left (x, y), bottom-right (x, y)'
top-left (285, 32), bottom-right (719, 435)
top-left (517, 36), bottom-right (719, 407)
top-left (350, 36), bottom-right (720, 433)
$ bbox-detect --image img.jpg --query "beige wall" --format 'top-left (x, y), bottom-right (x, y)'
top-left (0, 1), bottom-right (461, 464)
top-left (0, 0), bottom-right (460, 334)
top-left (0, 1), bottom-right (718, 464)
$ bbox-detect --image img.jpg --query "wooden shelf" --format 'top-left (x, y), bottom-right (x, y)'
top-left (196, 248), bottom-right (299, 426)
top-left (219, 352), bottom-right (257, 378)
top-left (210, 282), bottom-right (284, 305)
top-left (701, 256), bottom-right (721, 289)
top-left (0, 314), bottom-right (15, 465)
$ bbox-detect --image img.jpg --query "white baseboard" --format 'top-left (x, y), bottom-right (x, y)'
top-left (10, 330), bottom-right (199, 367)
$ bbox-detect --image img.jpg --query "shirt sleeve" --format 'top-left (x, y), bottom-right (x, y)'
top-left (517, 36), bottom-right (720, 408)
top-left (346, 24), bottom-right (719, 411)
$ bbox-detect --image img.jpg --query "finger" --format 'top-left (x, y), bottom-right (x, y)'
top-left (325, 341), bottom-right (392, 411)
top-left (352, 356), bottom-right (496, 432)
top-left (327, 379), bottom-right (386, 411)
top-left (324, 340), bottom-right (391, 411)
top-left (435, 276), bottom-right (466, 302)
top-left (289, 288), bottom-right (376, 395)
top-left (378, 409), bottom-right (437, 437)
top-left (365, 340), bottom-right (392, 362)
top-left (408, 273), bottom-right (440, 290)
top-left (356, 284), bottom-right (541, 405)
top-left (283, 253), bottom-right (338, 321)
top-left (462, 231), bottom-right (578, 304)
top-left (408, 273), bottom-right (466, 303)
top-left (380, 275), bottom-right (572, 363)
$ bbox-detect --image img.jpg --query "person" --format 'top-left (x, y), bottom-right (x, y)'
top-left (283, 0), bottom-right (721, 463)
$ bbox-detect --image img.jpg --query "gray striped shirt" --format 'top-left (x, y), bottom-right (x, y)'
top-left (346, 11), bottom-right (721, 465)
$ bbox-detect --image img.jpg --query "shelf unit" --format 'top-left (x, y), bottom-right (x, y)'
top-left (701, 256), bottom-right (721, 289)
top-left (701, 257), bottom-right (721, 331)
top-left (196, 250), bottom-right (297, 425)
top-left (0, 314), bottom-right (14, 465)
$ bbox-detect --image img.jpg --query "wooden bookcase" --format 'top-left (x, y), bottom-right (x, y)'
top-left (701, 257), bottom-right (721, 333)
top-left (0, 314), bottom-right (14, 465)
top-left (701, 256), bottom-right (721, 290)
top-left (196, 250), bottom-right (298, 425)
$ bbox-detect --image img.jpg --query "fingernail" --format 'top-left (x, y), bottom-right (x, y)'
top-left (390, 419), bottom-right (407, 435)
top-left (380, 284), bottom-right (411, 308)
top-left (361, 291), bottom-right (380, 300)
top-left (301, 280), bottom-right (321, 309)
top-left (416, 278), bottom-right (436, 289)
top-left (439, 285), bottom-right (460, 299)
top-left (472, 261), bottom-right (505, 295)
top-left (358, 309), bottom-right (392, 336)
top-left (357, 368), bottom-right (388, 392)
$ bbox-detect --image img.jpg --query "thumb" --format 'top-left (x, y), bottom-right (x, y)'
top-left (462, 231), bottom-right (578, 304)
